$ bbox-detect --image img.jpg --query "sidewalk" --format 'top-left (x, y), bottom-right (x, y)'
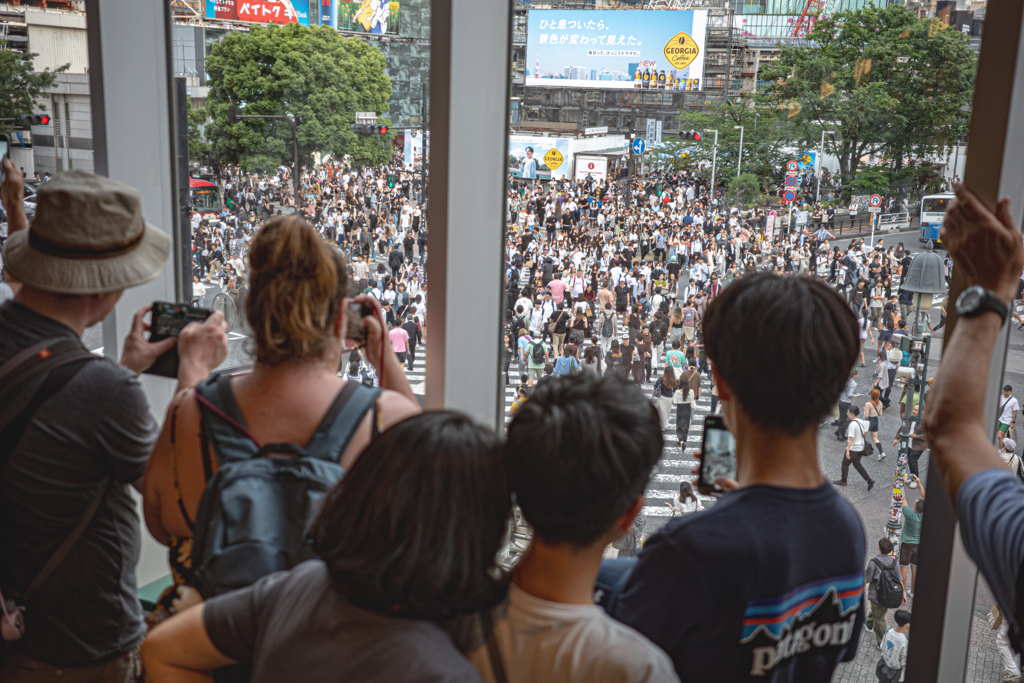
top-left (833, 609), bottom-right (1005, 682)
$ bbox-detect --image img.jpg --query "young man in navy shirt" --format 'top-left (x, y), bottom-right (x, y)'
top-left (613, 272), bottom-right (867, 681)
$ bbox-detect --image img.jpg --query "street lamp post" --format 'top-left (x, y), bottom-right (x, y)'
top-left (704, 129), bottom-right (719, 206)
top-left (885, 246), bottom-right (945, 557)
top-left (734, 125), bottom-right (744, 176)
top-left (227, 105), bottom-right (303, 209)
top-left (816, 129), bottom-right (836, 204)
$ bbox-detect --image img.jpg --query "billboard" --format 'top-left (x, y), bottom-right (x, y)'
top-left (206, 0), bottom-right (311, 26)
top-left (509, 135), bottom-right (570, 180)
top-left (319, 0), bottom-right (400, 34)
top-left (575, 155), bottom-right (609, 182)
top-left (525, 9), bottom-right (707, 90)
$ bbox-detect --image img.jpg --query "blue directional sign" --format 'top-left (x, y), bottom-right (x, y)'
top-left (631, 137), bottom-right (647, 156)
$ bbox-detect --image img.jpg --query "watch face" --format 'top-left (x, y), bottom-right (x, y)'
top-left (958, 286), bottom-right (984, 314)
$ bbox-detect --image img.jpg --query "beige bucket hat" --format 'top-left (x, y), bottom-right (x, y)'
top-left (2, 170), bottom-right (171, 294)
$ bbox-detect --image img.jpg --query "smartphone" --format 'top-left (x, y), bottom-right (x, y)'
top-left (144, 301), bottom-right (212, 378)
top-left (345, 302), bottom-right (369, 343)
top-left (0, 134), bottom-right (9, 184)
top-left (697, 415), bottom-right (737, 494)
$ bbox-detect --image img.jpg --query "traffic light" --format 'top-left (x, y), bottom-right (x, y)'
top-left (226, 105), bottom-right (242, 125)
top-left (679, 130), bottom-right (702, 142)
top-left (387, 173), bottom-right (395, 188)
top-left (351, 124), bottom-right (389, 134)
top-left (18, 114), bottom-right (50, 128)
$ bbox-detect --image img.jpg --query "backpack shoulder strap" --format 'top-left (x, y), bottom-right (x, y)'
top-left (194, 374), bottom-right (261, 466)
top-left (0, 338), bottom-right (98, 477)
top-left (303, 382), bottom-right (381, 463)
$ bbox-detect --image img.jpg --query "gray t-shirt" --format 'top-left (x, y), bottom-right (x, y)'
top-left (204, 560), bottom-right (483, 683)
top-left (0, 301), bottom-right (156, 666)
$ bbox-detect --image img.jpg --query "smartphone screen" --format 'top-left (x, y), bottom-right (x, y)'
top-left (151, 302), bottom-right (211, 339)
top-left (698, 416), bottom-right (737, 492)
top-left (0, 136), bottom-right (9, 184)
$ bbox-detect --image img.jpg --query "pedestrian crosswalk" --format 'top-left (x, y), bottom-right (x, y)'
top-left (502, 317), bottom-right (720, 538)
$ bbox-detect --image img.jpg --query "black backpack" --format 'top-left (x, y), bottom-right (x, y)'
top-left (530, 341), bottom-right (546, 365)
top-left (191, 375), bottom-right (380, 598)
top-left (601, 314), bottom-right (614, 338)
top-left (870, 557), bottom-right (904, 609)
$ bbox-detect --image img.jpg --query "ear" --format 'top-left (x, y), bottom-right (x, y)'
top-left (711, 364), bottom-right (731, 402)
top-left (612, 495), bottom-right (645, 536)
top-left (333, 297), bottom-right (349, 339)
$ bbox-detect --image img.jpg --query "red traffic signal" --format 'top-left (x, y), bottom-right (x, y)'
top-left (18, 114), bottom-right (50, 128)
top-left (679, 130), bottom-right (703, 142)
top-left (351, 124), bottom-right (389, 135)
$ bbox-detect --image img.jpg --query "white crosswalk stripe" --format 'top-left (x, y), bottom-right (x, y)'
top-left (404, 312), bottom-right (720, 538)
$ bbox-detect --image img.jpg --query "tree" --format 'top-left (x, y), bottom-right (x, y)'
top-left (728, 172), bottom-right (764, 207)
top-left (0, 51), bottom-right (67, 134)
top-left (187, 99), bottom-right (211, 160)
top-left (204, 24), bottom-right (394, 174)
top-left (660, 103), bottom-right (801, 194)
top-left (759, 5), bottom-right (975, 196)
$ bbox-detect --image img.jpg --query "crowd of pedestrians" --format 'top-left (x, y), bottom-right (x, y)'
top-left (3, 147), bottom-right (1024, 683)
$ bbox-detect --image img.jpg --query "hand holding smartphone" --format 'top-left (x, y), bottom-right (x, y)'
top-left (697, 415), bottom-right (737, 496)
top-left (143, 301), bottom-right (213, 378)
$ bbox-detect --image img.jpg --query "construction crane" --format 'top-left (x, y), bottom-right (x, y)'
top-left (791, 0), bottom-right (840, 38)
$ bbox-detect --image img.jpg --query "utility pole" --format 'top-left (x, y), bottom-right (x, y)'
top-left (705, 129), bottom-right (719, 207)
top-left (420, 81), bottom-right (427, 206)
top-left (734, 125), bottom-right (744, 176)
top-left (816, 129), bottom-right (836, 204)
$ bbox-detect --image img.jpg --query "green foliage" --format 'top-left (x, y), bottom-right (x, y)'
top-left (759, 4), bottom-right (975, 196)
top-left (187, 99), bottom-right (211, 160)
top-left (0, 51), bottom-right (67, 134)
top-left (847, 166), bottom-right (890, 194)
top-left (661, 103), bottom-right (801, 191)
top-left (729, 172), bottom-right (763, 207)
top-left (204, 24), bottom-right (394, 174)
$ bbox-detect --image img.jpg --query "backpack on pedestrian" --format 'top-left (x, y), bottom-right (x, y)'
top-left (870, 557), bottom-right (905, 609)
top-left (530, 341), bottom-right (546, 365)
top-left (190, 375), bottom-right (381, 599)
top-left (601, 313), bottom-right (614, 339)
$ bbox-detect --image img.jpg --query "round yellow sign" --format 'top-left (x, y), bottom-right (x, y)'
top-left (544, 148), bottom-right (564, 171)
top-left (663, 32), bottom-right (700, 71)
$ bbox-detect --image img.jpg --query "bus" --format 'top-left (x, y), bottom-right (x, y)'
top-left (189, 177), bottom-right (222, 216)
top-left (919, 193), bottom-right (953, 243)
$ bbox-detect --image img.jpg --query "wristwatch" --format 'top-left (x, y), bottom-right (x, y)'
top-left (956, 285), bottom-right (1008, 324)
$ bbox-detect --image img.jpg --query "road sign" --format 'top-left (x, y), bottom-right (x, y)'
top-left (785, 176), bottom-right (798, 187)
top-left (584, 126), bottom-right (609, 136)
top-left (869, 194), bottom-right (882, 208)
top-left (869, 206), bottom-right (881, 214)
top-left (783, 190), bottom-right (796, 202)
top-left (646, 119), bottom-right (657, 146)
top-left (787, 160), bottom-right (799, 172)
top-left (544, 148), bottom-right (564, 171)
top-left (656, 120), bottom-right (663, 146)
top-left (631, 137), bottom-right (647, 155)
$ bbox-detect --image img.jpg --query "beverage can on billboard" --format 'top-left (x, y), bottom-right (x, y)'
top-left (526, 9), bottom-right (707, 90)
top-left (320, 0), bottom-right (338, 29)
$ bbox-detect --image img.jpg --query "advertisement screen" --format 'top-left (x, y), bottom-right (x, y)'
top-left (574, 155), bottom-right (609, 182)
top-left (331, 0), bottom-right (400, 35)
top-left (206, 0), bottom-right (311, 26)
top-left (509, 136), bottom-right (570, 180)
top-left (526, 9), bottom-right (707, 90)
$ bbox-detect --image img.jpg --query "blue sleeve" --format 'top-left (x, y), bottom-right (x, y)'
top-left (957, 468), bottom-right (1024, 629)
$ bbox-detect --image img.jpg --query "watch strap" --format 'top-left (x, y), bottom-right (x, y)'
top-left (961, 287), bottom-right (1009, 324)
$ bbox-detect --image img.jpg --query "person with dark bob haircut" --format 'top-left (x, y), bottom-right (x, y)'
top-left (614, 273), bottom-right (868, 682)
top-left (469, 375), bottom-right (678, 682)
top-left (140, 412), bottom-right (510, 683)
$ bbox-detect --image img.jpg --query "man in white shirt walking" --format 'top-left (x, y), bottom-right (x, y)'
top-left (833, 404), bottom-right (875, 490)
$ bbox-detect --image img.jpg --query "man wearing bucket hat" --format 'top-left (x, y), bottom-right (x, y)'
top-left (0, 161), bottom-right (227, 682)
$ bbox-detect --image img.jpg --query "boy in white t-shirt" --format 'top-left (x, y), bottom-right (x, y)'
top-left (877, 610), bottom-right (911, 682)
top-left (468, 375), bottom-right (678, 683)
